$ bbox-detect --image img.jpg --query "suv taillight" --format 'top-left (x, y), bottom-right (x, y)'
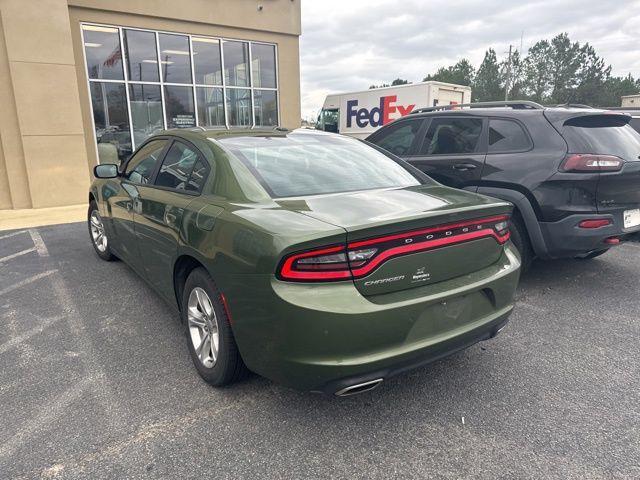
top-left (560, 154), bottom-right (624, 172)
top-left (278, 215), bottom-right (510, 282)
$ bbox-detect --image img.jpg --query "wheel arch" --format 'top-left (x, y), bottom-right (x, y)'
top-left (173, 254), bottom-right (209, 313)
top-left (476, 186), bottom-right (550, 259)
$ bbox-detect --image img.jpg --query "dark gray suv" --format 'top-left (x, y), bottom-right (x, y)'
top-left (367, 101), bottom-right (640, 269)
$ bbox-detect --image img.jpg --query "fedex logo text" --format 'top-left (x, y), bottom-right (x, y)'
top-left (346, 95), bottom-right (415, 128)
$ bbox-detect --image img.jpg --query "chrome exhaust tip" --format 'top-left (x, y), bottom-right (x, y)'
top-left (334, 378), bottom-right (383, 397)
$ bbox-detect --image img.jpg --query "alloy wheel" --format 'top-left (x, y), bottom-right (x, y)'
top-left (90, 210), bottom-right (108, 253)
top-left (187, 287), bottom-right (220, 368)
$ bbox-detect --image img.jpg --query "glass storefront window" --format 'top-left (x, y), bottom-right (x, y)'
top-left (251, 43), bottom-right (276, 89)
top-left (124, 29), bottom-right (159, 82)
top-left (165, 86), bottom-right (196, 129)
top-left (89, 82), bottom-right (132, 163)
top-left (254, 90), bottom-right (278, 127)
top-left (83, 24), bottom-right (279, 159)
top-left (223, 40), bottom-right (250, 87)
top-left (82, 25), bottom-right (124, 80)
top-left (196, 87), bottom-right (225, 127)
top-left (226, 88), bottom-right (252, 127)
top-left (158, 33), bottom-right (192, 84)
top-left (192, 37), bottom-right (222, 85)
top-left (129, 84), bottom-right (163, 146)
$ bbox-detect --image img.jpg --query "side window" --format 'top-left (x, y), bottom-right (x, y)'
top-left (419, 118), bottom-right (483, 155)
top-left (124, 139), bottom-right (167, 184)
top-left (372, 119), bottom-right (422, 156)
top-left (185, 159), bottom-right (210, 193)
top-left (155, 141), bottom-right (200, 190)
top-left (488, 119), bottom-right (532, 152)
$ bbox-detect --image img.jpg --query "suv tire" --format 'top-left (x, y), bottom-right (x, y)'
top-left (182, 268), bottom-right (248, 386)
top-left (509, 213), bottom-right (533, 272)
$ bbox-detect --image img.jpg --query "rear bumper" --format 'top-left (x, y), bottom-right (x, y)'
top-left (540, 212), bottom-right (640, 258)
top-left (228, 245), bottom-right (520, 393)
top-left (317, 309), bottom-right (512, 396)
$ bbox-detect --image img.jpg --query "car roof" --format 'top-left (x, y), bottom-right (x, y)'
top-left (163, 127), bottom-right (293, 141)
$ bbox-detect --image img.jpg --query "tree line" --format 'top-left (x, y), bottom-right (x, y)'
top-left (369, 33), bottom-right (639, 107)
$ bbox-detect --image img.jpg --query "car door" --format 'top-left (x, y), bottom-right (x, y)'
top-left (134, 139), bottom-right (212, 300)
top-left (406, 116), bottom-right (487, 190)
top-left (105, 138), bottom-right (169, 272)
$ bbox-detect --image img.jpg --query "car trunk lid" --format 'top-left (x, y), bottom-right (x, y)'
top-left (277, 184), bottom-right (512, 295)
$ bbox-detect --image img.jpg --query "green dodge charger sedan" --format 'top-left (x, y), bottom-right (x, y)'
top-left (89, 128), bottom-right (520, 396)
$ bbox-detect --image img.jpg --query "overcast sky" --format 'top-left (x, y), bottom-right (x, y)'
top-left (300, 0), bottom-right (640, 119)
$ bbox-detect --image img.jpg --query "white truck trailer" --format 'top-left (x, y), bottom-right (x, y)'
top-left (316, 81), bottom-right (472, 139)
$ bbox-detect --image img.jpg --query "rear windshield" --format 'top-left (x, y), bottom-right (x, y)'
top-left (562, 115), bottom-right (640, 162)
top-left (217, 132), bottom-right (423, 198)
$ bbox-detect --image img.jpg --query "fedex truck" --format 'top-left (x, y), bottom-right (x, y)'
top-left (316, 81), bottom-right (472, 138)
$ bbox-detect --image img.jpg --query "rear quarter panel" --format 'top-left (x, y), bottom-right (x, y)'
top-left (481, 112), bottom-right (577, 222)
top-left (178, 202), bottom-right (348, 372)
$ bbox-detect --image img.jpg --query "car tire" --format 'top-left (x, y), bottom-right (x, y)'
top-left (509, 213), bottom-right (534, 272)
top-left (88, 200), bottom-right (115, 261)
top-left (576, 249), bottom-right (609, 260)
top-left (182, 268), bottom-right (248, 387)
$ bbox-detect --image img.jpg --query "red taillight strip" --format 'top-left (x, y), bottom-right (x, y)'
top-left (279, 245), bottom-right (351, 280)
top-left (278, 215), bottom-right (510, 282)
top-left (350, 229), bottom-right (509, 278)
top-left (348, 215), bottom-right (509, 248)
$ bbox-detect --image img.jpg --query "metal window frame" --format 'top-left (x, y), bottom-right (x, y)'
top-left (118, 28), bottom-right (136, 150)
top-left (80, 21), bottom-right (280, 163)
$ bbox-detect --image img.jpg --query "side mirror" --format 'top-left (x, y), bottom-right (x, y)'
top-left (94, 164), bottom-right (119, 179)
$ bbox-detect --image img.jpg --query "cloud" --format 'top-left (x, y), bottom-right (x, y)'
top-left (300, 0), bottom-right (640, 118)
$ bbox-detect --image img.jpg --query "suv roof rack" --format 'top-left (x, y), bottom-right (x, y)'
top-left (410, 100), bottom-right (544, 114)
top-left (546, 103), bottom-right (594, 109)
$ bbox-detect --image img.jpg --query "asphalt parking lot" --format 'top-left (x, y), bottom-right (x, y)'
top-left (1, 222), bottom-right (639, 479)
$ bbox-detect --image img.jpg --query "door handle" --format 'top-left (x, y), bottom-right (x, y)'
top-left (452, 163), bottom-right (477, 171)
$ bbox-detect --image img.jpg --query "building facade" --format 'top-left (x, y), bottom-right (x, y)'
top-left (0, 0), bottom-right (301, 210)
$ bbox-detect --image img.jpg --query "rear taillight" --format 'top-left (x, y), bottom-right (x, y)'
top-left (560, 154), bottom-right (624, 172)
top-left (278, 215), bottom-right (510, 282)
top-left (279, 246), bottom-right (352, 281)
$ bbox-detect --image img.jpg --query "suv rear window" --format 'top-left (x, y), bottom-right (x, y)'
top-left (562, 115), bottom-right (640, 162)
top-left (218, 132), bottom-right (423, 198)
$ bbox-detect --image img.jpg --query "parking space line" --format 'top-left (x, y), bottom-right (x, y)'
top-left (0, 377), bottom-right (92, 460)
top-left (0, 248), bottom-right (36, 264)
top-left (48, 271), bottom-right (127, 433)
top-left (34, 400), bottom-right (244, 476)
top-left (0, 315), bottom-right (63, 356)
top-left (0, 270), bottom-right (56, 296)
top-left (0, 230), bottom-right (27, 241)
top-left (28, 229), bottom-right (49, 257)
